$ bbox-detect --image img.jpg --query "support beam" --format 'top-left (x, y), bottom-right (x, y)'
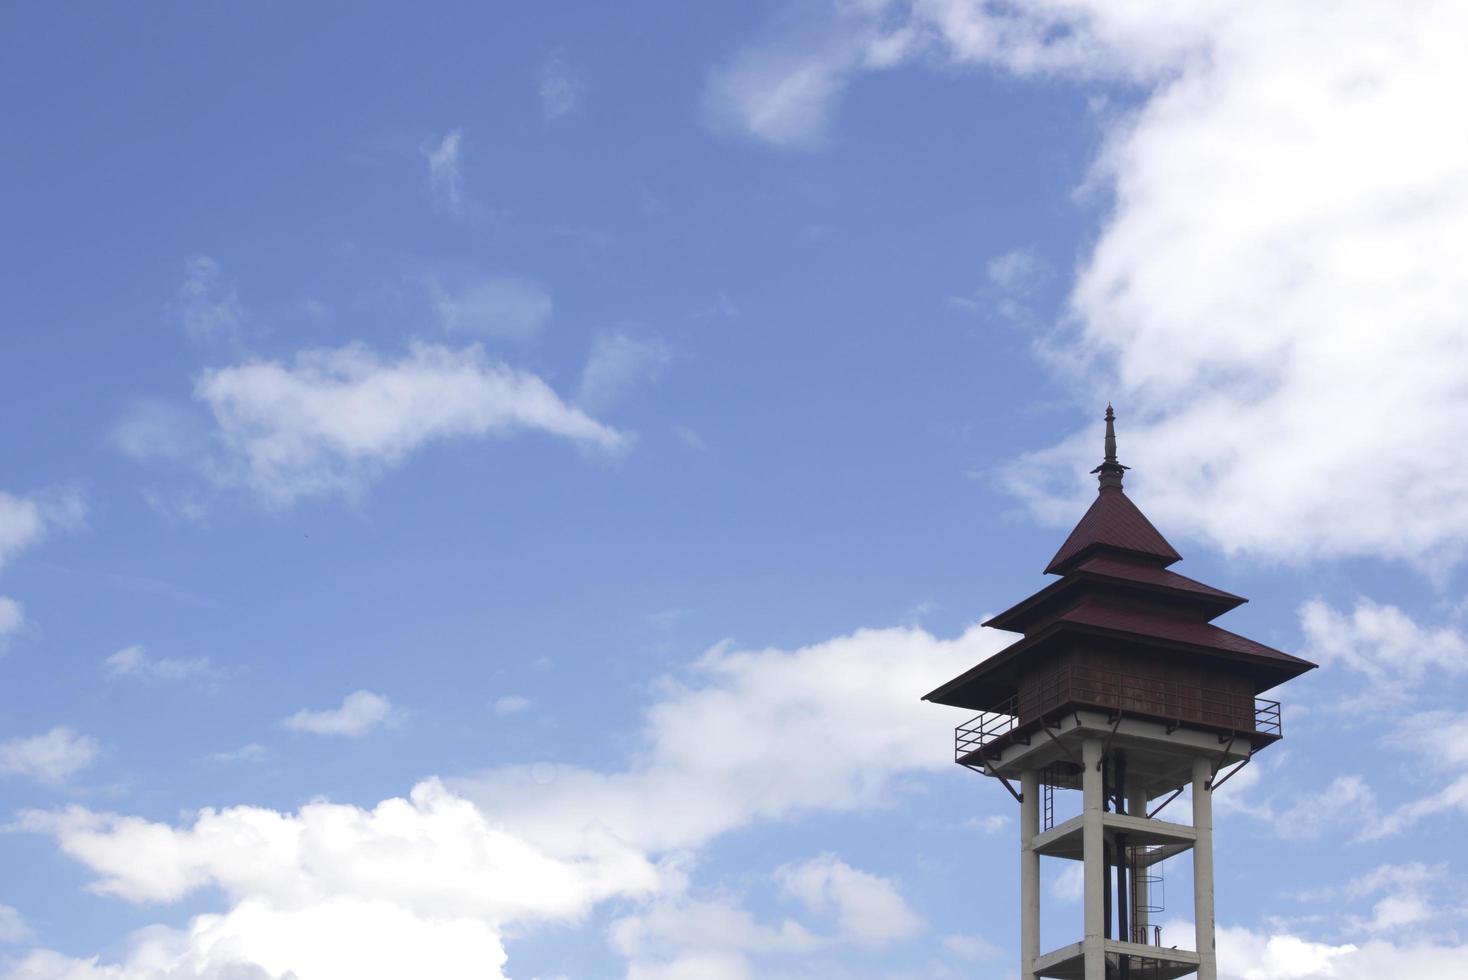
top-left (1082, 739), bottom-right (1105, 980)
top-left (1021, 769), bottom-right (1040, 980)
top-left (1193, 757), bottom-right (1218, 980)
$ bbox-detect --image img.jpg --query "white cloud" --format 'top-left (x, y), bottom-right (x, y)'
top-left (577, 332), bottom-right (672, 413)
top-left (492, 696), bottom-right (532, 716)
top-left (1052, 863), bottom-right (1084, 902)
top-left (718, 1), bottom-right (1468, 570)
top-left (104, 644), bottom-right (213, 683)
top-left (540, 51), bottom-right (580, 118)
top-left (775, 854), bottom-right (922, 948)
top-left (1215, 923), bottom-right (1468, 980)
top-left (942, 932), bottom-right (1001, 962)
top-left (423, 129), bottom-right (465, 213)
top-left (0, 727), bottom-right (100, 784)
top-left (0, 487), bottom-right (84, 572)
top-left (1276, 774), bottom-right (1377, 841)
top-left (175, 256), bottom-right (245, 343)
top-left (611, 855), bottom-right (920, 978)
top-left (458, 624), bottom-right (1003, 855)
top-left (0, 905), bottom-right (31, 944)
top-left (194, 341), bottom-right (624, 504)
top-left (206, 743), bottom-right (266, 765)
top-left (18, 623), bottom-right (1001, 978)
top-left (0, 597), bottom-right (23, 641)
top-left (430, 276), bottom-right (552, 341)
top-left (109, 399), bottom-right (210, 465)
top-left (1300, 597), bottom-right (1468, 687)
top-left (965, 813), bottom-right (1009, 834)
top-left (282, 691), bottom-right (394, 738)
top-left (13, 779), bottom-right (667, 980)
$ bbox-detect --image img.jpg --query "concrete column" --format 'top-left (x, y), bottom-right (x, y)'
top-left (1127, 782), bottom-right (1150, 945)
top-left (1082, 739), bottom-right (1105, 980)
top-left (1192, 757), bottom-right (1217, 980)
top-left (1021, 769), bottom-right (1040, 980)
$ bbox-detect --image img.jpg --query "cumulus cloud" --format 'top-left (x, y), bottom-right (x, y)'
top-left (282, 691), bottom-right (394, 738)
top-left (13, 779), bottom-right (667, 980)
top-left (1215, 923), bottom-right (1468, 980)
top-left (0, 727), bottom-right (100, 784)
top-left (104, 644), bottom-right (213, 683)
top-left (193, 342), bottom-right (624, 503)
top-left (429, 276), bottom-right (552, 341)
top-left (459, 625), bottom-right (1001, 855)
top-left (717, 1), bottom-right (1468, 570)
top-left (576, 332), bottom-right (672, 413)
top-left (17, 622), bottom-right (996, 978)
top-left (423, 129), bottom-right (465, 213)
top-left (610, 855), bottom-right (920, 978)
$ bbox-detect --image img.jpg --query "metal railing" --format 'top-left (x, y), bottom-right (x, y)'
top-left (1254, 697), bottom-right (1282, 737)
top-left (954, 670), bottom-right (1284, 764)
top-left (1131, 924), bottom-right (1162, 946)
top-left (954, 695), bottom-right (1018, 762)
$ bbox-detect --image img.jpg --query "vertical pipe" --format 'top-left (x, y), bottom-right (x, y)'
top-left (1082, 739), bottom-right (1106, 980)
top-left (1193, 756), bottom-right (1217, 980)
top-left (1128, 782), bottom-right (1150, 943)
top-left (1117, 833), bottom-right (1130, 942)
top-left (1021, 769), bottom-right (1041, 980)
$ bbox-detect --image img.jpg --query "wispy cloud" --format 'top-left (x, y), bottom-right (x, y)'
top-left (174, 256), bottom-right (246, 343)
top-left (0, 727), bottom-right (100, 784)
top-left (283, 690), bottom-right (394, 738)
top-left (104, 644), bottom-right (213, 683)
top-left (492, 695), bottom-right (532, 717)
top-left (539, 51), bottom-right (580, 118)
top-left (429, 276), bottom-right (552, 341)
top-left (0, 904), bottom-right (31, 944)
top-left (193, 341), bottom-right (625, 504)
top-left (577, 332), bottom-right (672, 413)
top-left (423, 129), bottom-right (465, 213)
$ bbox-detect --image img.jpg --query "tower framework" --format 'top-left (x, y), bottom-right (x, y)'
top-left (925, 409), bottom-right (1316, 980)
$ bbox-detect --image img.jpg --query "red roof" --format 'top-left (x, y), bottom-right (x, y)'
top-left (1044, 486), bottom-right (1181, 574)
top-left (1055, 597), bottom-right (1306, 667)
top-left (983, 554), bottom-right (1245, 633)
top-left (1071, 555), bottom-right (1242, 604)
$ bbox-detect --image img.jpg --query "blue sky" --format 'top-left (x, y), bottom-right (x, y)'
top-left (2, 2), bottom-right (1468, 978)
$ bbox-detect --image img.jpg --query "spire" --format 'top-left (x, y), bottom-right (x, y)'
top-left (1091, 404), bottom-right (1129, 491)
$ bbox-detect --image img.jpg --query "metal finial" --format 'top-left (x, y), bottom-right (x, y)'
top-left (1091, 404), bottom-right (1128, 490)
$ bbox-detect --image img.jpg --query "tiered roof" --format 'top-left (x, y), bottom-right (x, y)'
top-left (924, 407), bottom-right (1316, 711)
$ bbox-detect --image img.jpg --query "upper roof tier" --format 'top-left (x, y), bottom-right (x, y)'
top-left (1044, 485), bottom-right (1182, 574)
top-left (1043, 406), bottom-right (1182, 574)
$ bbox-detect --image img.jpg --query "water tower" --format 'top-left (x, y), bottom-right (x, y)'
top-left (924, 408), bottom-right (1315, 980)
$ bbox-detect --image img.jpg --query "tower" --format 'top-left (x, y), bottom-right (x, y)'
top-left (924, 408), bottom-right (1316, 980)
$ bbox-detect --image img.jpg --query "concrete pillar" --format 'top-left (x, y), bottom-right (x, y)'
top-left (1127, 782), bottom-right (1150, 945)
top-left (1021, 769), bottom-right (1040, 980)
top-left (1192, 757), bottom-right (1217, 980)
top-left (1082, 739), bottom-right (1105, 980)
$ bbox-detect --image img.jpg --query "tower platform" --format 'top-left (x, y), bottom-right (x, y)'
top-left (1035, 940), bottom-right (1200, 980)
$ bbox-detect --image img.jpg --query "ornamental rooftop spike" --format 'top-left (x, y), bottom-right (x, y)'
top-left (1091, 403), bottom-right (1128, 490)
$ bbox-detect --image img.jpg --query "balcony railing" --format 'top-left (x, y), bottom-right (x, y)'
top-left (954, 667), bottom-right (1285, 764)
top-left (954, 696), bottom-right (1019, 762)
